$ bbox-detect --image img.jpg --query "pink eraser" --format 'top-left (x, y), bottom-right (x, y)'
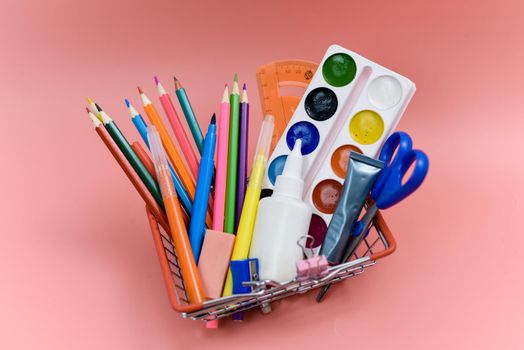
top-left (198, 230), bottom-right (235, 299)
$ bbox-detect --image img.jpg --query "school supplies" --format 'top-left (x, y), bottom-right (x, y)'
top-left (131, 141), bottom-right (189, 225)
top-left (263, 44), bottom-right (416, 249)
top-left (316, 131), bottom-right (428, 302)
top-left (198, 86), bottom-right (236, 300)
top-left (256, 60), bottom-right (318, 151)
top-left (86, 110), bottom-right (169, 232)
top-left (223, 115), bottom-right (274, 296)
top-left (83, 47), bottom-right (428, 324)
top-left (235, 84), bottom-right (249, 230)
top-left (148, 125), bottom-right (205, 304)
top-left (224, 74), bottom-right (240, 233)
top-left (249, 140), bottom-right (312, 283)
top-left (174, 76), bottom-right (204, 154)
top-left (189, 115), bottom-right (217, 262)
top-left (138, 86), bottom-right (196, 197)
top-left (320, 152), bottom-right (384, 264)
top-left (126, 99), bottom-right (194, 216)
top-left (92, 103), bottom-right (163, 207)
top-left (155, 76), bottom-right (200, 179)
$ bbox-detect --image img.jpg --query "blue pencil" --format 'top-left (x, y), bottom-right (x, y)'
top-left (189, 114), bottom-right (217, 262)
top-left (125, 99), bottom-right (193, 215)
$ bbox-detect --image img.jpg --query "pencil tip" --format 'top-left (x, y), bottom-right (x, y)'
top-left (211, 113), bottom-right (216, 124)
top-left (242, 83), bottom-right (246, 90)
top-left (225, 83), bottom-right (228, 88)
top-left (94, 103), bottom-right (102, 112)
top-left (86, 97), bottom-right (93, 104)
top-left (154, 76), bottom-right (159, 85)
top-left (85, 107), bottom-right (91, 114)
top-left (137, 86), bottom-right (143, 94)
top-left (234, 73), bottom-right (238, 82)
top-left (173, 75), bottom-right (179, 82)
top-left (124, 99), bottom-right (130, 108)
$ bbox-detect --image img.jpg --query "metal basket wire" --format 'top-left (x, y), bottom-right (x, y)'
top-left (145, 204), bottom-right (396, 322)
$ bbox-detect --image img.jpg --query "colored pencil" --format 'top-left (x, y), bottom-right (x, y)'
top-left (86, 109), bottom-right (169, 232)
top-left (174, 76), bottom-right (204, 154)
top-left (87, 97), bottom-right (102, 122)
top-left (138, 86), bottom-right (196, 197)
top-left (224, 74), bottom-right (240, 233)
top-left (131, 141), bottom-right (189, 225)
top-left (148, 125), bottom-right (205, 304)
top-left (125, 98), bottom-right (194, 216)
top-left (235, 84), bottom-right (249, 231)
top-left (93, 103), bottom-right (163, 207)
top-left (155, 76), bottom-right (200, 179)
top-left (213, 85), bottom-right (230, 231)
top-left (189, 114), bottom-right (217, 262)
top-left (126, 99), bottom-right (149, 147)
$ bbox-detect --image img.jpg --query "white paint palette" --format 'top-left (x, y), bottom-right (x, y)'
top-left (261, 44), bottom-right (416, 249)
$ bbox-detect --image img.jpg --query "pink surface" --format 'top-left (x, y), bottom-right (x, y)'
top-left (1, 0), bottom-right (523, 348)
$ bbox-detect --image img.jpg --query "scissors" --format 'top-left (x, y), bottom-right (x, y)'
top-left (316, 131), bottom-right (429, 302)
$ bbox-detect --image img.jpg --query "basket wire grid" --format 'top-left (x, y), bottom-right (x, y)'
top-left (145, 204), bottom-right (396, 322)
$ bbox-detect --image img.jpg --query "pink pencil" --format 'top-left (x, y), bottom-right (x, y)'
top-left (155, 76), bottom-right (200, 180)
top-left (213, 84), bottom-right (230, 231)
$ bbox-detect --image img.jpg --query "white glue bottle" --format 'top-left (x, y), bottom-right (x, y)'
top-left (249, 139), bottom-right (312, 282)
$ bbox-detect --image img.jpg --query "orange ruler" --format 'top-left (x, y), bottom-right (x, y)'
top-left (256, 60), bottom-right (319, 151)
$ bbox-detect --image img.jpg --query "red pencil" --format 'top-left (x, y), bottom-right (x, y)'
top-left (86, 108), bottom-right (170, 232)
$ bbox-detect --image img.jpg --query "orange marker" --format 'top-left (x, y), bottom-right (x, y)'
top-left (148, 125), bottom-right (204, 304)
top-left (138, 86), bottom-right (196, 198)
top-left (131, 141), bottom-right (190, 226)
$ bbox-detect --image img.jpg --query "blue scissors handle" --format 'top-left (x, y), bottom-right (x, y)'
top-left (371, 131), bottom-right (429, 209)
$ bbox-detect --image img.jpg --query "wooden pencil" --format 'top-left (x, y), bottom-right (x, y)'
top-left (138, 86), bottom-right (196, 198)
top-left (86, 109), bottom-right (169, 232)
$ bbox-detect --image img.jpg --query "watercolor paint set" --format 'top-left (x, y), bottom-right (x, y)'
top-left (84, 43), bottom-right (429, 327)
top-left (262, 44), bottom-right (416, 249)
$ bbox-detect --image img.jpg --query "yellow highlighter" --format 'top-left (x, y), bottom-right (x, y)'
top-left (222, 115), bottom-right (275, 296)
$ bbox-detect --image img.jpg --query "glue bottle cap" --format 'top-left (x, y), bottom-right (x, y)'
top-left (273, 139), bottom-right (305, 198)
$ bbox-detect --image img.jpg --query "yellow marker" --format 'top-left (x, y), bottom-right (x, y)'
top-left (222, 115), bottom-right (275, 296)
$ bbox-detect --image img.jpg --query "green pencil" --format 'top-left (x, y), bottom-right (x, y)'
top-left (174, 76), bottom-right (204, 154)
top-left (224, 74), bottom-right (240, 233)
top-left (93, 103), bottom-right (164, 208)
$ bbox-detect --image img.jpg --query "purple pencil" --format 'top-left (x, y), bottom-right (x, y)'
top-left (235, 84), bottom-right (249, 231)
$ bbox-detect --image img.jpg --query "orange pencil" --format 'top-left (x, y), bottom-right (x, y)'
top-left (148, 125), bottom-right (205, 304)
top-left (86, 109), bottom-right (170, 232)
top-left (132, 141), bottom-right (212, 227)
top-left (138, 86), bottom-right (196, 198)
top-left (131, 141), bottom-right (190, 226)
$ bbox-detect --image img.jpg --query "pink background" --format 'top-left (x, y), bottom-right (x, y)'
top-left (1, 0), bottom-right (523, 348)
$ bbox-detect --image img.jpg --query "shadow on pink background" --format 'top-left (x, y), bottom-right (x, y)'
top-left (1, 0), bottom-right (523, 348)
